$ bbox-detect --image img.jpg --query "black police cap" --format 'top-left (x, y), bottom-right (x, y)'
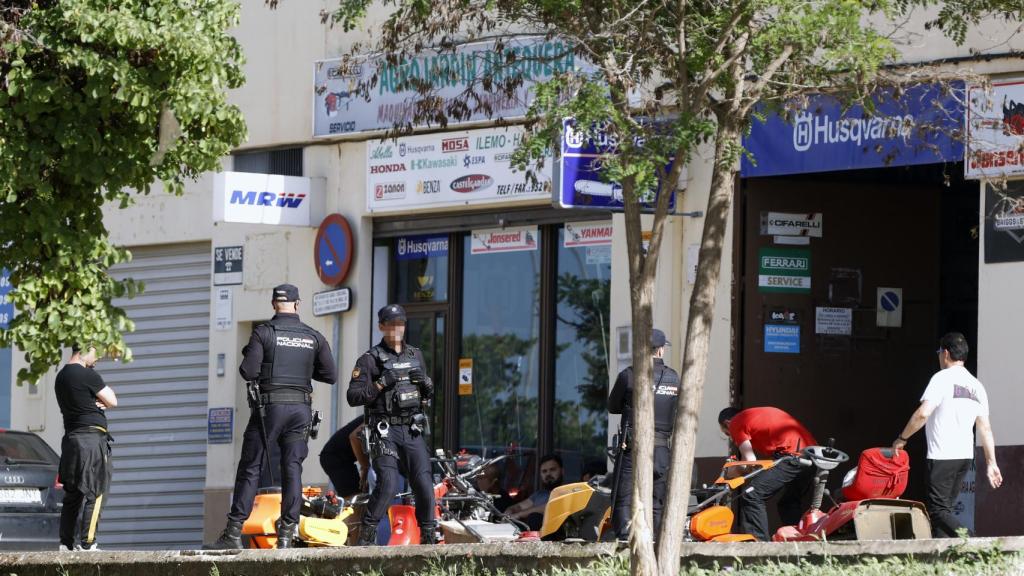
top-left (651, 328), bottom-right (671, 348)
top-left (378, 304), bottom-right (407, 323)
top-left (272, 284), bottom-right (300, 302)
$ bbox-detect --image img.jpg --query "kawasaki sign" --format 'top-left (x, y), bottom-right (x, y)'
top-left (758, 247), bottom-right (811, 293)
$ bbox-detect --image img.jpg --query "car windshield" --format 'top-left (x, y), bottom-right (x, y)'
top-left (0, 433), bottom-right (57, 465)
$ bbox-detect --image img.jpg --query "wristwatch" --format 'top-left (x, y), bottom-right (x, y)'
top-left (897, 435), bottom-right (909, 442)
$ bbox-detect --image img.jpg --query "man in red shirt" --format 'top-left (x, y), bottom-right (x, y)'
top-left (718, 406), bottom-right (817, 541)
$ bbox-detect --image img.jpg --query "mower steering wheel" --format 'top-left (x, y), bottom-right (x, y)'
top-left (802, 445), bottom-right (849, 470)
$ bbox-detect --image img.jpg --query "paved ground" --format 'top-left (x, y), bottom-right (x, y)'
top-left (3, 538), bottom-right (1023, 576)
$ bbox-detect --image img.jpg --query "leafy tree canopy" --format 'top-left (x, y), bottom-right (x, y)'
top-left (1, 0), bottom-right (246, 383)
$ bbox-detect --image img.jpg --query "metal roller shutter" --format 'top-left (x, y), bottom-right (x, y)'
top-left (96, 243), bottom-right (211, 550)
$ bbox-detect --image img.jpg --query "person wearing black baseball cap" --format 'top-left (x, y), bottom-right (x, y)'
top-left (607, 327), bottom-right (680, 540)
top-left (206, 283), bottom-right (337, 550)
top-left (347, 303), bottom-right (437, 545)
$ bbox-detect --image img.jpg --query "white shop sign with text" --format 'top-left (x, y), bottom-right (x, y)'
top-left (214, 172), bottom-right (323, 227)
top-left (563, 221), bottom-right (613, 247)
top-left (966, 79), bottom-right (1024, 179)
top-left (366, 126), bottom-right (551, 213)
top-left (314, 38), bottom-right (587, 137)
top-left (470, 225), bottom-right (539, 254)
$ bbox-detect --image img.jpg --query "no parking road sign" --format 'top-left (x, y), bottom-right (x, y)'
top-left (315, 214), bottom-right (354, 286)
top-left (877, 287), bottom-right (903, 328)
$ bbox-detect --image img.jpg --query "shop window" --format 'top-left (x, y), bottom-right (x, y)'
top-left (552, 227), bottom-right (611, 480)
top-left (458, 232), bottom-right (541, 492)
top-left (393, 235), bottom-right (449, 303)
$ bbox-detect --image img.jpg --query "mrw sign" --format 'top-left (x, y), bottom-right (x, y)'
top-left (758, 247), bottom-right (811, 293)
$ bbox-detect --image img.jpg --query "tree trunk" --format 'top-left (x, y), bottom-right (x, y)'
top-left (622, 178), bottom-right (659, 576)
top-left (655, 121), bottom-right (742, 576)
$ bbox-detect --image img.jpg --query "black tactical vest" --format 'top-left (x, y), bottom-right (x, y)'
top-left (368, 345), bottom-right (423, 417)
top-left (622, 361), bottom-right (680, 434)
top-left (258, 319), bottom-right (320, 393)
top-left (651, 362), bottom-right (681, 434)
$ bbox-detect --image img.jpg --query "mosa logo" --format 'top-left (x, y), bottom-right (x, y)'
top-left (451, 174), bottom-right (493, 193)
top-left (442, 137), bottom-right (470, 153)
top-left (229, 190), bottom-right (306, 208)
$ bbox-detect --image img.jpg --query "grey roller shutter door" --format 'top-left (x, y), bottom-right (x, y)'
top-left (96, 243), bottom-right (210, 550)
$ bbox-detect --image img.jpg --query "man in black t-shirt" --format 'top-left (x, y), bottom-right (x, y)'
top-left (55, 345), bottom-right (117, 552)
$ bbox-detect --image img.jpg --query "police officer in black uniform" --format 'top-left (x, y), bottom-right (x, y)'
top-left (607, 328), bottom-right (680, 540)
top-left (206, 284), bottom-right (337, 550)
top-left (348, 304), bottom-right (437, 546)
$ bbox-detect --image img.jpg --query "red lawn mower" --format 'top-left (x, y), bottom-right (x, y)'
top-left (773, 441), bottom-right (931, 541)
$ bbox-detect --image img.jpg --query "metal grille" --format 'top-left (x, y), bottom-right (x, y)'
top-left (232, 148), bottom-right (303, 177)
top-left (96, 243), bottom-right (211, 550)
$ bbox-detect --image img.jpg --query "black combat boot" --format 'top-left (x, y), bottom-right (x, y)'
top-left (203, 521), bottom-right (243, 550)
top-left (356, 522), bottom-right (378, 546)
top-left (420, 524), bottom-right (438, 545)
top-left (276, 520), bottom-right (297, 549)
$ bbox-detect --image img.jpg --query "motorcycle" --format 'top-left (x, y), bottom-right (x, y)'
top-left (386, 451), bottom-right (529, 545)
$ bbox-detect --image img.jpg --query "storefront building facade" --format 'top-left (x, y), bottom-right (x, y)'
top-left (4, 0), bottom-right (1024, 547)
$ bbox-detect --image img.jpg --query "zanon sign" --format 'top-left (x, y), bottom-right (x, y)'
top-left (214, 172), bottom-right (322, 226)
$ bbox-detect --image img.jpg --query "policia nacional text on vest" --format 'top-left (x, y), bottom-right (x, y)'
top-left (347, 303), bottom-right (437, 546)
top-left (206, 284), bottom-right (337, 550)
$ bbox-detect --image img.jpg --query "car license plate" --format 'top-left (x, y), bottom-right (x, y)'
top-left (0, 488), bottom-right (41, 504)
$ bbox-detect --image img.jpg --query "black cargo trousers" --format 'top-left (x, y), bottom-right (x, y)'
top-left (59, 427), bottom-right (112, 548)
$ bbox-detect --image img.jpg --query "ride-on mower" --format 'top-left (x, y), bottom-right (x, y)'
top-left (774, 443), bottom-right (930, 541)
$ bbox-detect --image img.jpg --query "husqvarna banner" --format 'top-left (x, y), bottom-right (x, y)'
top-left (214, 172), bottom-right (320, 226)
top-left (741, 83), bottom-right (964, 177)
top-left (365, 126), bottom-right (551, 213)
top-left (966, 78), bottom-right (1024, 179)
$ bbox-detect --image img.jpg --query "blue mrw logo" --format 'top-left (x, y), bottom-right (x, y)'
top-left (230, 190), bottom-right (306, 208)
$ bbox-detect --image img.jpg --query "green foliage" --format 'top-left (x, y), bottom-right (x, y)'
top-left (263, 545), bottom-right (1021, 576)
top-left (0, 0), bottom-right (246, 383)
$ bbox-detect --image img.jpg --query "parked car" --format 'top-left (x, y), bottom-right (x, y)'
top-left (0, 430), bottom-right (62, 551)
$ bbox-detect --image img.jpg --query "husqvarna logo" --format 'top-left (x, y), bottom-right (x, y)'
top-left (793, 112), bottom-right (813, 152)
top-left (790, 111), bottom-right (914, 152)
top-left (229, 190), bottom-right (306, 208)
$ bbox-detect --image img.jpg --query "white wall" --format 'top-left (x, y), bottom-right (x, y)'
top-left (977, 183), bottom-right (1024, 446)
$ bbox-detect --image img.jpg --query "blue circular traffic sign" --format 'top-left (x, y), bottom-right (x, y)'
top-left (880, 291), bottom-right (900, 312)
top-left (315, 214), bottom-right (354, 285)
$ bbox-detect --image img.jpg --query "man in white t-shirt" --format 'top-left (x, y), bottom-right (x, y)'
top-left (893, 332), bottom-right (1002, 537)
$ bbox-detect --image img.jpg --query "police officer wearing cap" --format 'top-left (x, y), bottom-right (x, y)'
top-left (607, 328), bottom-right (680, 540)
top-left (206, 284), bottom-right (337, 550)
top-left (348, 304), bottom-right (437, 546)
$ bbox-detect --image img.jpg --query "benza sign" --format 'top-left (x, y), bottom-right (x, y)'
top-left (214, 172), bottom-right (319, 226)
top-left (758, 247), bottom-right (811, 293)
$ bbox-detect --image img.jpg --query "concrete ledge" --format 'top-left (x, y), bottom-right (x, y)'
top-left (2, 538), bottom-right (1023, 576)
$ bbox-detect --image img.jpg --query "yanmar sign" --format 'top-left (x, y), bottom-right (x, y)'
top-left (214, 172), bottom-right (320, 226)
top-left (564, 221), bottom-right (613, 247)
